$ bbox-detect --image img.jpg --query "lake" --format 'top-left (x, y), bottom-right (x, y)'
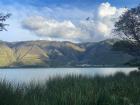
top-left (0, 68), bottom-right (137, 84)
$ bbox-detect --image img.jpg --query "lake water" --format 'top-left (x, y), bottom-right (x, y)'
top-left (0, 68), bottom-right (137, 84)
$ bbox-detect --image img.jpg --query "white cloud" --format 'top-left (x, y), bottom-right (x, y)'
top-left (21, 2), bottom-right (127, 42)
top-left (97, 22), bottom-right (110, 36)
top-left (95, 2), bottom-right (127, 38)
top-left (80, 2), bottom-right (127, 41)
top-left (0, 3), bottom-right (93, 42)
top-left (22, 16), bottom-right (83, 41)
top-left (98, 2), bottom-right (117, 17)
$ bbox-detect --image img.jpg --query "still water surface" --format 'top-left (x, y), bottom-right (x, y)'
top-left (0, 68), bottom-right (137, 83)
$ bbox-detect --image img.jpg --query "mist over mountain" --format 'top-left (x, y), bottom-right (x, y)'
top-left (0, 39), bottom-right (133, 68)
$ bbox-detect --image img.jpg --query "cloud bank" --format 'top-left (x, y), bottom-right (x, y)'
top-left (22, 2), bottom-right (127, 42)
top-left (23, 16), bottom-right (83, 41)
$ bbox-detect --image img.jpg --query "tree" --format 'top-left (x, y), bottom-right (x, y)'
top-left (114, 5), bottom-right (140, 44)
top-left (0, 13), bottom-right (11, 31)
top-left (113, 5), bottom-right (140, 66)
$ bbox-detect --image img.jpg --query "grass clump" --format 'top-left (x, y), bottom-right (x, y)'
top-left (0, 70), bottom-right (140, 105)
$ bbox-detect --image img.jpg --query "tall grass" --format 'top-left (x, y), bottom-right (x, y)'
top-left (0, 70), bottom-right (140, 105)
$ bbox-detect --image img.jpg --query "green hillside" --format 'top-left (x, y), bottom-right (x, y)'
top-left (0, 39), bottom-right (134, 68)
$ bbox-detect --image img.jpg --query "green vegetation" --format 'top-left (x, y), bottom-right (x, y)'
top-left (112, 40), bottom-right (140, 66)
top-left (114, 5), bottom-right (140, 45)
top-left (113, 4), bottom-right (140, 66)
top-left (0, 70), bottom-right (140, 105)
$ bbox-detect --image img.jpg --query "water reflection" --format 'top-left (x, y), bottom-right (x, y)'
top-left (0, 68), bottom-right (137, 83)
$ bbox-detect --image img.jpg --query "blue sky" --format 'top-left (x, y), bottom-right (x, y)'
top-left (0, 0), bottom-right (139, 8)
top-left (0, 0), bottom-right (139, 42)
top-left (1, 0), bottom-right (139, 7)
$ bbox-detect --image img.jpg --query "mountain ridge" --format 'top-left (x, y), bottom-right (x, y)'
top-left (0, 39), bottom-right (134, 68)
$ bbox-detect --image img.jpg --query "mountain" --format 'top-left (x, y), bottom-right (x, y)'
top-left (0, 39), bottom-right (134, 68)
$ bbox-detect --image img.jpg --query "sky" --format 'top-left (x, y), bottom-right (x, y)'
top-left (0, 0), bottom-right (139, 42)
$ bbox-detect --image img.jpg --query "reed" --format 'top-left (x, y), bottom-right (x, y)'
top-left (0, 70), bottom-right (140, 105)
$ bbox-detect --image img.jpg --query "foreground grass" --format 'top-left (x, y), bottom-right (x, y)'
top-left (0, 70), bottom-right (140, 105)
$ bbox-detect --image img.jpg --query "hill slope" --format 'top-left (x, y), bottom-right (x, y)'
top-left (0, 39), bottom-right (134, 67)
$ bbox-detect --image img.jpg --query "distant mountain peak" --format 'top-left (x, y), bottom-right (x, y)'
top-left (0, 38), bottom-right (133, 68)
